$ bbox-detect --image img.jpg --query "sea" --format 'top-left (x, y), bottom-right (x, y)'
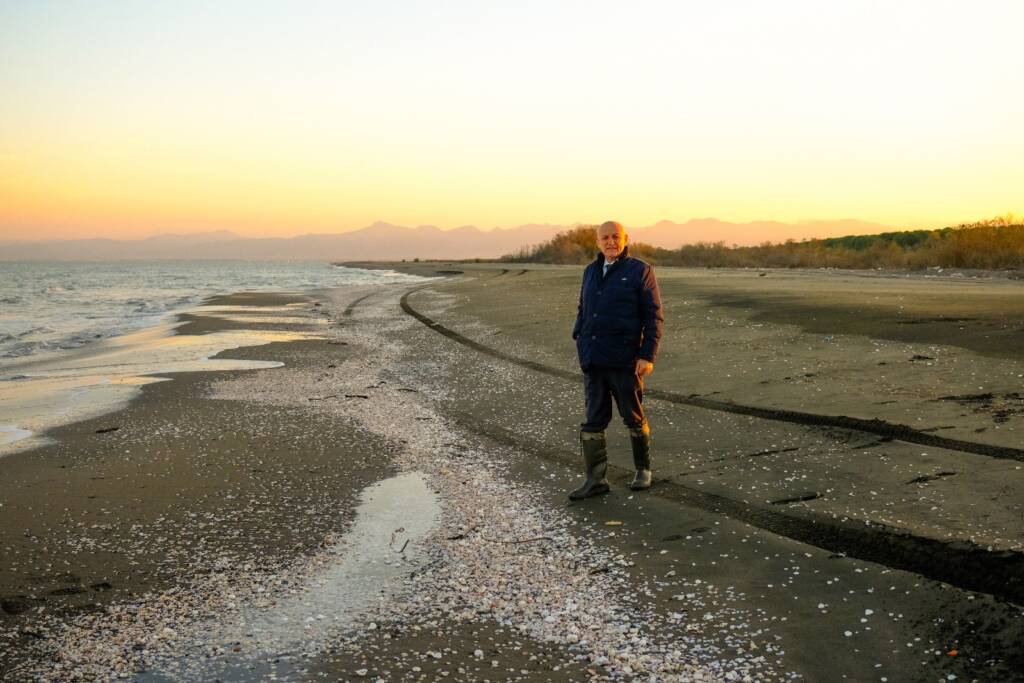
top-left (0, 260), bottom-right (427, 452)
top-left (0, 260), bottom-right (421, 360)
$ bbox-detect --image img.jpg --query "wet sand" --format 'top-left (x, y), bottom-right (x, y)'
top-left (0, 294), bottom-right (399, 677)
top-left (2, 270), bottom-right (1023, 681)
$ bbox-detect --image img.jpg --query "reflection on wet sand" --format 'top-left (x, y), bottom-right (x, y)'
top-left (0, 304), bottom-right (326, 455)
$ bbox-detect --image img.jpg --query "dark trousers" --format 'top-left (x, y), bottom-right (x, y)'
top-left (581, 367), bottom-right (646, 433)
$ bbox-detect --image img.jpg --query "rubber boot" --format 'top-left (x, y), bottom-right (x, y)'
top-left (628, 424), bottom-right (652, 490)
top-left (569, 431), bottom-right (610, 500)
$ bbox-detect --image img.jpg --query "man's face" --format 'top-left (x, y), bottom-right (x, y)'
top-left (597, 224), bottom-right (628, 260)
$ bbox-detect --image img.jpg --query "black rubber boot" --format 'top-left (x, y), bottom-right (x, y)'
top-left (629, 425), bottom-right (652, 490)
top-left (569, 431), bottom-right (610, 500)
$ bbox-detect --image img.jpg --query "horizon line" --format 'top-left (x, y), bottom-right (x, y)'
top-left (0, 216), bottom-right (927, 243)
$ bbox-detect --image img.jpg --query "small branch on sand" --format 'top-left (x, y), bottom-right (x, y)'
top-left (483, 536), bottom-right (553, 544)
top-left (308, 395), bottom-right (338, 401)
top-left (446, 525), bottom-right (479, 541)
top-left (345, 394), bottom-right (370, 399)
top-left (398, 539), bottom-right (410, 553)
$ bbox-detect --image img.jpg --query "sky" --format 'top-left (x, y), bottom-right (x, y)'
top-left (1, 0), bottom-right (1022, 241)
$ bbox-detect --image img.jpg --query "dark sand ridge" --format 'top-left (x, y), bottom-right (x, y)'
top-left (348, 264), bottom-right (1024, 591)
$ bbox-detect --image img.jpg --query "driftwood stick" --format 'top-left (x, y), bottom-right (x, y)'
top-left (446, 524), bottom-right (480, 541)
top-left (483, 536), bottom-right (554, 544)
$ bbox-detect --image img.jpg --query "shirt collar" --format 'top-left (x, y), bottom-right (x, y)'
top-left (595, 245), bottom-right (630, 265)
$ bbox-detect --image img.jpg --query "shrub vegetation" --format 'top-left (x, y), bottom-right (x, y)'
top-left (502, 215), bottom-right (1024, 270)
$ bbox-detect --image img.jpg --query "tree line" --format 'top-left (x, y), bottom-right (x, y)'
top-left (501, 215), bottom-right (1024, 270)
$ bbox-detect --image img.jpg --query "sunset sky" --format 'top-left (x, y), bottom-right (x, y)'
top-left (1, 1), bottom-right (1022, 241)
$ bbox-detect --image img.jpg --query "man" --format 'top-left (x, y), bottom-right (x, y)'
top-left (570, 221), bottom-right (663, 500)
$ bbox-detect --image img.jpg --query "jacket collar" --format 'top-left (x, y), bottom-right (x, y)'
top-left (594, 245), bottom-right (631, 266)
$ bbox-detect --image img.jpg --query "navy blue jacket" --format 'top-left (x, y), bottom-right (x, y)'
top-left (572, 247), bottom-right (663, 371)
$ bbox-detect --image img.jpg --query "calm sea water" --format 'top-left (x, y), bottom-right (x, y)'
top-left (0, 261), bottom-right (420, 360)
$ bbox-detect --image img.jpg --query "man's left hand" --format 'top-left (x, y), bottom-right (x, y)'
top-left (635, 359), bottom-right (654, 377)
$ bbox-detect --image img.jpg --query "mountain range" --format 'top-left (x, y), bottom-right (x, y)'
top-left (0, 219), bottom-right (899, 261)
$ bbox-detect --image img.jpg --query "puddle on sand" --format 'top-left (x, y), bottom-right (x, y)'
top-left (140, 470), bottom-right (441, 682)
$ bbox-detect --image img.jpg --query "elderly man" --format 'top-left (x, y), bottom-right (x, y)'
top-left (570, 220), bottom-right (663, 500)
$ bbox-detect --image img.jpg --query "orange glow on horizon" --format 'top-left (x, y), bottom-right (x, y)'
top-left (2, 3), bottom-right (1022, 242)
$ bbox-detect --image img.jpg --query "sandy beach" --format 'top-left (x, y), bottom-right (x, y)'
top-left (2, 266), bottom-right (1023, 681)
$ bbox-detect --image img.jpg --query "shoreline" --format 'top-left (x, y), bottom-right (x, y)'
top-left (0, 295), bottom-right (325, 457)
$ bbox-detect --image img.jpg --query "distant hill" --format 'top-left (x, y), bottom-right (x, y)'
top-left (138, 230), bottom-right (244, 245)
top-left (0, 218), bottom-right (900, 261)
top-left (0, 222), bottom-right (560, 261)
